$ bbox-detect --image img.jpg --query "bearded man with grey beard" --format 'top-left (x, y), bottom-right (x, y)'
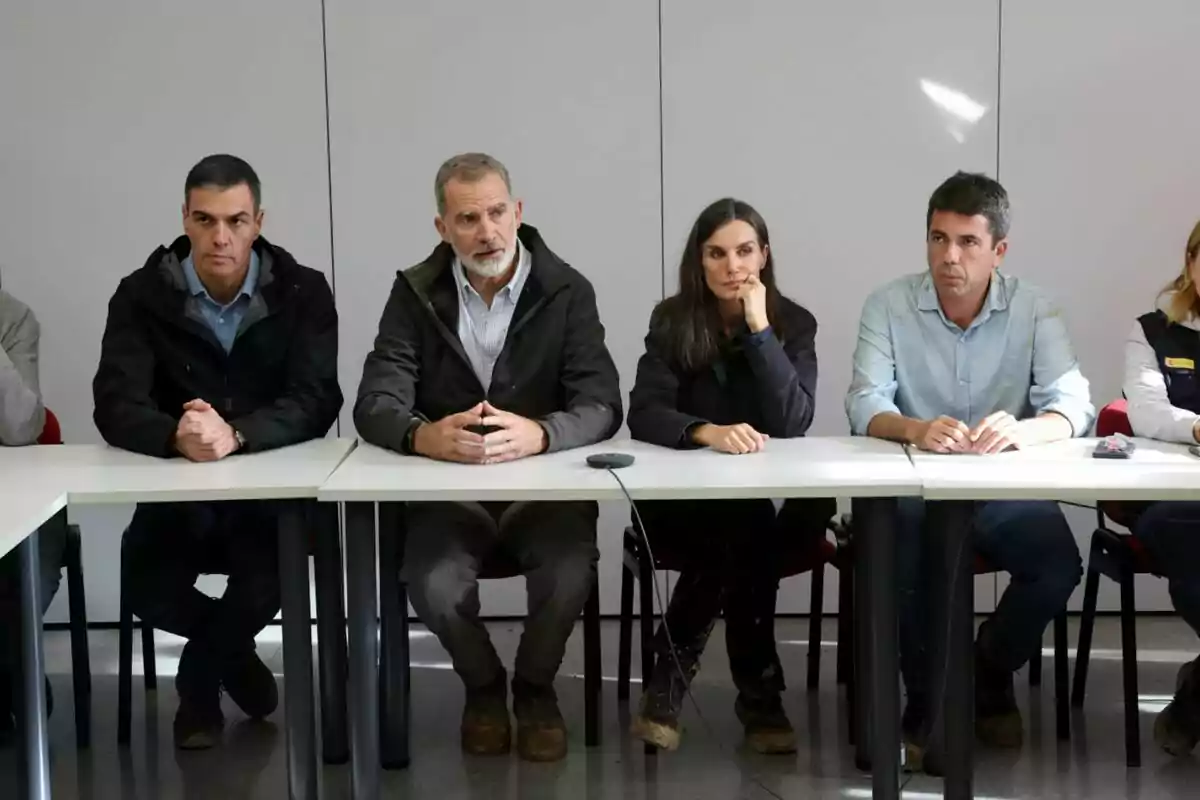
top-left (355, 152), bottom-right (622, 762)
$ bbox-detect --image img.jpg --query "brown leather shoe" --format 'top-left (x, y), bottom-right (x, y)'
top-left (513, 679), bottom-right (567, 762)
top-left (461, 677), bottom-right (511, 756)
top-left (735, 694), bottom-right (797, 755)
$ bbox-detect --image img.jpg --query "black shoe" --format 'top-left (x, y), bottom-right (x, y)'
top-left (222, 649), bottom-right (278, 720)
top-left (175, 640), bottom-right (224, 750)
top-left (173, 696), bottom-right (224, 750)
top-left (975, 640), bottom-right (1022, 748)
top-left (1155, 658), bottom-right (1200, 756)
top-left (735, 692), bottom-right (796, 754)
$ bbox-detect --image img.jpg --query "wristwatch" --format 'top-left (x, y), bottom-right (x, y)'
top-left (232, 426), bottom-right (247, 451)
top-left (402, 418), bottom-right (424, 455)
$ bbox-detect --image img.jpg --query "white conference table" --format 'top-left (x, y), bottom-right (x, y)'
top-left (0, 438), bottom-right (357, 800)
top-left (0, 484), bottom-right (69, 800)
top-left (907, 437), bottom-right (1200, 798)
top-left (319, 436), bottom-right (920, 800)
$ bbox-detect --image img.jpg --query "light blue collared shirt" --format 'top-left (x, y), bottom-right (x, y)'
top-left (451, 240), bottom-right (531, 390)
top-left (182, 251), bottom-right (260, 353)
top-left (845, 270), bottom-right (1095, 436)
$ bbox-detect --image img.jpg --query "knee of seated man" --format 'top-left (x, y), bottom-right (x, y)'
top-left (409, 559), bottom-right (476, 617)
top-left (525, 540), bottom-right (597, 592)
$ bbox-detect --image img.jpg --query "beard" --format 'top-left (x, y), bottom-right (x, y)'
top-left (461, 241), bottom-right (517, 279)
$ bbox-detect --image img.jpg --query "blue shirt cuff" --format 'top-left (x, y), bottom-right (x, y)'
top-left (743, 326), bottom-right (773, 346)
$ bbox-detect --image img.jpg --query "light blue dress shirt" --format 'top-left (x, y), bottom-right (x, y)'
top-left (182, 251), bottom-right (260, 353)
top-left (451, 240), bottom-right (531, 390)
top-left (845, 270), bottom-right (1094, 436)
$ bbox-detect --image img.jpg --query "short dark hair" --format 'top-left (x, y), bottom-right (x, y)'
top-left (184, 154), bottom-right (262, 210)
top-left (926, 171), bottom-right (1009, 242)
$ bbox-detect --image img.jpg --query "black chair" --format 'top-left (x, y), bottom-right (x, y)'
top-left (1071, 510), bottom-right (1155, 768)
top-left (33, 409), bottom-right (92, 748)
top-left (375, 501), bottom-right (602, 768)
top-left (1070, 399), bottom-right (1154, 768)
top-left (117, 502), bottom-right (350, 764)
top-left (616, 518), bottom-right (846, 755)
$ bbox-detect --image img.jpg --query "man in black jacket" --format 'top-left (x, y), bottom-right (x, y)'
top-left (355, 153), bottom-right (621, 762)
top-left (93, 154), bottom-right (342, 750)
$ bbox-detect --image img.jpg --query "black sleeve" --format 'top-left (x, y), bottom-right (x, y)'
top-left (353, 274), bottom-right (425, 453)
top-left (92, 279), bottom-right (180, 457)
top-left (627, 313), bottom-right (707, 449)
top-left (741, 304), bottom-right (818, 438)
top-left (229, 273), bottom-right (343, 451)
top-left (538, 277), bottom-right (624, 452)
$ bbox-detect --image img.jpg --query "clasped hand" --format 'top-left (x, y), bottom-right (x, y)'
top-left (915, 411), bottom-right (1021, 455)
top-left (413, 401), bottom-right (548, 464)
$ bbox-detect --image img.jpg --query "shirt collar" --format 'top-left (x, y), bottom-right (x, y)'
top-left (452, 238), bottom-right (529, 303)
top-left (182, 250), bottom-right (260, 305)
top-left (917, 269), bottom-right (1010, 325)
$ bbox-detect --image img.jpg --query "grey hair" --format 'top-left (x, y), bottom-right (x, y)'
top-left (434, 152), bottom-right (513, 216)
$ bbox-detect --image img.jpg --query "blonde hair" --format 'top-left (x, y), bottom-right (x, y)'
top-left (1162, 219), bottom-right (1200, 324)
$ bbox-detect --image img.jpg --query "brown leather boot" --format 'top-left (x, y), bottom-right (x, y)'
top-left (513, 678), bottom-right (567, 762)
top-left (460, 675), bottom-right (511, 756)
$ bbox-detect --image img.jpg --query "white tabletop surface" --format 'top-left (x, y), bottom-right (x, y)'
top-left (0, 483), bottom-right (67, 560)
top-left (909, 437), bottom-right (1200, 501)
top-left (0, 438), bottom-right (357, 504)
top-left (317, 436), bottom-right (920, 503)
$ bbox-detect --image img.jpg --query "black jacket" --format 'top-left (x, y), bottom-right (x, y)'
top-left (93, 236), bottom-right (342, 457)
top-left (628, 295), bottom-right (819, 447)
top-left (354, 225), bottom-right (622, 453)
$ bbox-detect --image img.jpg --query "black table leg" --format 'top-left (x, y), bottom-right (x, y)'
top-left (313, 502), bottom-right (350, 765)
top-left (852, 497), bottom-right (900, 800)
top-left (17, 525), bottom-right (51, 800)
top-left (377, 502), bottom-right (410, 770)
top-left (925, 500), bottom-right (975, 800)
top-left (345, 502), bottom-right (380, 800)
top-left (279, 500), bottom-right (317, 800)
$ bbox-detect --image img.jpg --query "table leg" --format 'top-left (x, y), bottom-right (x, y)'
top-left (377, 502), bottom-right (411, 769)
top-left (278, 500), bottom-right (318, 800)
top-left (852, 497), bottom-right (900, 800)
top-left (313, 502), bottom-right (350, 765)
top-left (17, 526), bottom-right (51, 800)
top-left (345, 502), bottom-right (380, 800)
top-left (926, 500), bottom-right (975, 800)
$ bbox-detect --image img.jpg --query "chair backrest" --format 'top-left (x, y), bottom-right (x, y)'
top-left (1096, 399), bottom-right (1133, 438)
top-left (37, 408), bottom-right (63, 446)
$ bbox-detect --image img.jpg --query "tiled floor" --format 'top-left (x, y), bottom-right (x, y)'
top-left (2, 616), bottom-right (1199, 799)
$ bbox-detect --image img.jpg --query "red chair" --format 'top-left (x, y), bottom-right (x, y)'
top-left (35, 409), bottom-right (93, 748)
top-left (1071, 399), bottom-right (1158, 767)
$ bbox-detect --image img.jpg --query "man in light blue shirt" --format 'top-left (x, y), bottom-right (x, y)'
top-left (846, 172), bottom-right (1092, 767)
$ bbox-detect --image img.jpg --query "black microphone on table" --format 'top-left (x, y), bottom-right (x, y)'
top-left (586, 453), bottom-right (635, 469)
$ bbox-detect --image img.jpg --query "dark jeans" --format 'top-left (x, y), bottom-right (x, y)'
top-left (637, 497), bottom-right (833, 697)
top-left (400, 500), bottom-right (599, 690)
top-left (123, 501), bottom-right (280, 673)
top-left (896, 498), bottom-right (1082, 709)
top-left (1134, 501), bottom-right (1200, 637)
top-left (0, 519), bottom-right (67, 715)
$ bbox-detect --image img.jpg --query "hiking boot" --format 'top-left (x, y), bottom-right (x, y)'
top-left (975, 640), bottom-right (1023, 749)
top-left (461, 674), bottom-right (511, 756)
top-left (735, 693), bottom-right (796, 754)
top-left (513, 678), bottom-right (567, 762)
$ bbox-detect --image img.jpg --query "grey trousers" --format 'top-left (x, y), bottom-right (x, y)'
top-left (401, 500), bottom-right (599, 691)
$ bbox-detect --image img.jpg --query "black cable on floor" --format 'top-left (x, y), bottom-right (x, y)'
top-left (606, 468), bottom-right (788, 800)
